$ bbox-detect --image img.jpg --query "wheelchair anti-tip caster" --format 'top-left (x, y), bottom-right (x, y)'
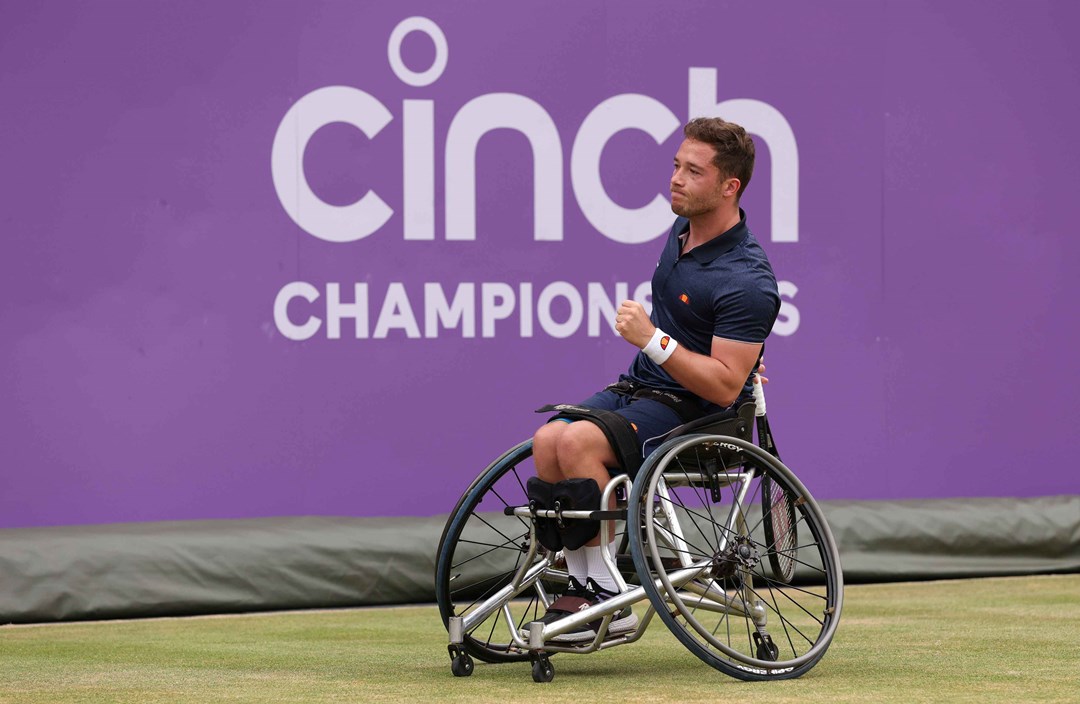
top-left (753, 632), bottom-right (779, 662)
top-left (530, 653), bottom-right (555, 683)
top-left (448, 645), bottom-right (474, 677)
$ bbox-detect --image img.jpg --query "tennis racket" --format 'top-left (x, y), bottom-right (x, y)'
top-left (754, 374), bottom-right (798, 583)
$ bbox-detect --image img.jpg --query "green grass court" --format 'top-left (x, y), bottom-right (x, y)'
top-left (2, 574), bottom-right (1077, 703)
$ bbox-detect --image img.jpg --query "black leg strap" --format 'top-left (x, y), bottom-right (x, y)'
top-left (536, 404), bottom-right (643, 477)
top-left (526, 477), bottom-right (603, 551)
top-left (526, 477), bottom-right (562, 552)
top-left (551, 478), bottom-right (601, 550)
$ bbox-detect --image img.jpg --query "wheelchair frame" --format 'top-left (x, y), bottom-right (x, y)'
top-left (437, 381), bottom-right (843, 683)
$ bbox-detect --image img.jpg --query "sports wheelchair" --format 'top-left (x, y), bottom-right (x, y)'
top-left (435, 381), bottom-right (843, 682)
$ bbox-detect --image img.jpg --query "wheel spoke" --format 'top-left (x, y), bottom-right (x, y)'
top-left (451, 535), bottom-right (527, 570)
top-left (470, 512), bottom-right (527, 551)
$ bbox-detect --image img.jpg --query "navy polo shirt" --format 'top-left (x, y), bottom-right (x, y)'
top-left (626, 209), bottom-right (780, 410)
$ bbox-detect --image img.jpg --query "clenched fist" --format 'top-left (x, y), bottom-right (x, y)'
top-left (614, 300), bottom-right (655, 349)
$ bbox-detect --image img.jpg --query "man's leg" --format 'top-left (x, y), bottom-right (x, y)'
top-left (532, 420), bottom-right (616, 589)
top-left (551, 422), bottom-right (621, 597)
top-left (529, 419), bottom-right (630, 641)
top-left (550, 421), bottom-right (617, 547)
top-left (531, 420), bottom-right (569, 484)
top-left (534, 390), bottom-right (681, 571)
top-left (530, 396), bottom-right (682, 639)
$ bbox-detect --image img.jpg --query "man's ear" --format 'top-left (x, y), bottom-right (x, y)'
top-left (722, 177), bottom-right (741, 199)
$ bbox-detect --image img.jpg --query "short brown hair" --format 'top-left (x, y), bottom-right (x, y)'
top-left (683, 117), bottom-right (755, 200)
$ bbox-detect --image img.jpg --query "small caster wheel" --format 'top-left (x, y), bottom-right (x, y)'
top-left (451, 653), bottom-right (474, 677)
top-left (530, 655), bottom-right (554, 683)
top-left (447, 644), bottom-right (474, 677)
top-left (753, 632), bottom-right (779, 661)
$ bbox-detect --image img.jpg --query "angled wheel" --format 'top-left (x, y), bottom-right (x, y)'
top-left (438, 440), bottom-right (635, 660)
top-left (628, 434), bottom-right (843, 680)
top-left (436, 440), bottom-right (632, 662)
top-left (435, 440), bottom-right (544, 662)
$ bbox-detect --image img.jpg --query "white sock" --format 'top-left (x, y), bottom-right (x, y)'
top-left (562, 547), bottom-right (588, 586)
top-left (585, 543), bottom-right (619, 594)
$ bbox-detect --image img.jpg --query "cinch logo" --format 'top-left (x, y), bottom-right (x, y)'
top-left (269, 17), bottom-right (802, 341)
top-left (270, 17), bottom-right (799, 246)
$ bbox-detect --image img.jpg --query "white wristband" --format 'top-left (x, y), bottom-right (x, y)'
top-left (643, 328), bottom-right (678, 365)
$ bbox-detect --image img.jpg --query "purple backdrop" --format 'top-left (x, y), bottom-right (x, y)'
top-left (2, 1), bottom-right (1078, 529)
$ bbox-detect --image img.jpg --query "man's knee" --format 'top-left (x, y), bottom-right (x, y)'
top-left (533, 421), bottom-right (566, 451)
top-left (533, 421), bottom-right (568, 481)
top-left (555, 422), bottom-right (617, 471)
top-left (533, 422), bottom-right (568, 467)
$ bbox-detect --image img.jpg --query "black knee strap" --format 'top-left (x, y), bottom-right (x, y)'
top-left (525, 477), bottom-right (602, 551)
top-left (552, 478), bottom-right (601, 550)
top-left (536, 403), bottom-right (643, 476)
top-left (526, 477), bottom-right (562, 552)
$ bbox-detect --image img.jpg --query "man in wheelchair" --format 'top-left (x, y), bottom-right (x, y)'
top-left (528, 116), bottom-right (781, 642)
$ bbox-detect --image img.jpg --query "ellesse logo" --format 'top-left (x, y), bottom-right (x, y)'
top-left (659, 336), bottom-right (670, 350)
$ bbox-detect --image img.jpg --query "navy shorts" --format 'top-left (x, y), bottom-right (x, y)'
top-left (561, 388), bottom-right (685, 465)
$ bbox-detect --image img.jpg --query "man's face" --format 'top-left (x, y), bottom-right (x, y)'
top-left (669, 139), bottom-right (733, 218)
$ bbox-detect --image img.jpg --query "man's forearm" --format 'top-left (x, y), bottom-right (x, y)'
top-left (615, 299), bottom-right (754, 407)
top-left (658, 346), bottom-right (744, 408)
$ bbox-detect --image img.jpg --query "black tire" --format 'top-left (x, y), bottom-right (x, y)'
top-left (450, 653), bottom-right (474, 677)
top-left (531, 656), bottom-right (555, 683)
top-left (434, 440), bottom-right (553, 663)
top-left (628, 435), bottom-right (843, 681)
